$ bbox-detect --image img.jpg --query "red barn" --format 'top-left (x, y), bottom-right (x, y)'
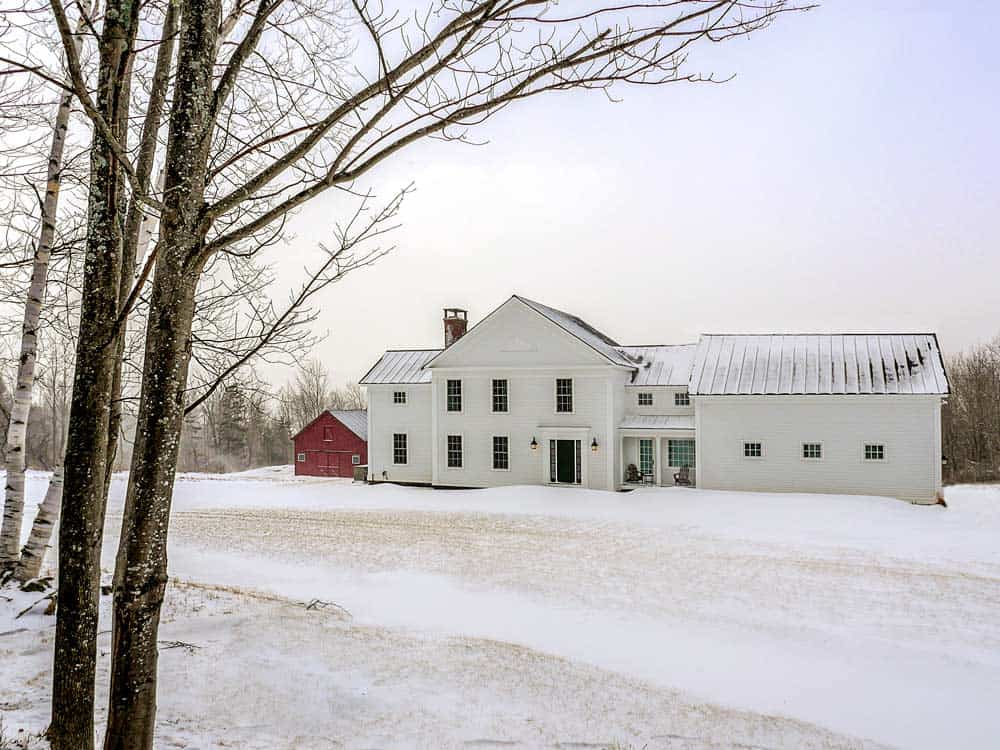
top-left (292, 409), bottom-right (367, 477)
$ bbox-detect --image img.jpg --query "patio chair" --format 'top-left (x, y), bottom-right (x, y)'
top-left (625, 463), bottom-right (641, 483)
top-left (673, 466), bottom-right (692, 486)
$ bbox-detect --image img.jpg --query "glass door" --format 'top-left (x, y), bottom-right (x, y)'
top-left (639, 439), bottom-right (654, 476)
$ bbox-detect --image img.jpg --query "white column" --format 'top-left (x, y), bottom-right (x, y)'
top-left (619, 434), bottom-right (625, 486)
top-left (654, 435), bottom-right (662, 486)
top-left (430, 375), bottom-right (439, 486)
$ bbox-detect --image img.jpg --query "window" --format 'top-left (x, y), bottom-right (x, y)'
top-left (351, 454), bottom-right (361, 465)
top-left (447, 379), bottom-right (462, 412)
top-left (639, 439), bottom-right (654, 475)
top-left (296, 453), bottom-right (306, 462)
top-left (393, 433), bottom-right (407, 464)
top-left (864, 443), bottom-right (886, 461)
top-left (447, 435), bottom-right (463, 468)
top-left (492, 379), bottom-right (509, 413)
top-left (637, 392), bottom-right (653, 406)
top-left (669, 439), bottom-right (696, 468)
top-left (744, 442), bottom-right (763, 458)
top-left (492, 436), bottom-right (509, 470)
top-left (323, 426), bottom-right (333, 442)
top-left (674, 391), bottom-right (690, 406)
top-left (555, 378), bottom-right (573, 413)
top-left (802, 443), bottom-right (823, 459)
top-left (393, 391), bottom-right (407, 404)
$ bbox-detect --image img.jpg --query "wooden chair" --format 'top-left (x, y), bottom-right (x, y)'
top-left (673, 466), bottom-right (692, 486)
top-left (625, 463), bottom-right (641, 483)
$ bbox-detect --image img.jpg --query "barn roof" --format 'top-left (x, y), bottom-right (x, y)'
top-left (328, 409), bottom-right (367, 440)
top-left (689, 334), bottom-right (949, 396)
top-left (618, 344), bottom-right (697, 387)
top-left (359, 349), bottom-right (440, 384)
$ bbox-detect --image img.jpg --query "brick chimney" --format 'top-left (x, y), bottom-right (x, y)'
top-left (443, 308), bottom-right (468, 347)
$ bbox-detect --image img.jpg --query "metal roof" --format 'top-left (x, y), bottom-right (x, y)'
top-left (359, 349), bottom-right (439, 384)
top-left (619, 415), bottom-right (695, 430)
top-left (689, 334), bottom-right (949, 396)
top-left (328, 409), bottom-right (367, 440)
top-left (619, 344), bottom-right (697, 387)
top-left (515, 296), bottom-right (637, 368)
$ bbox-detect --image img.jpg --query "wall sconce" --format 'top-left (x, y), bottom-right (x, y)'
top-left (530, 436), bottom-right (538, 450)
top-left (591, 437), bottom-right (599, 452)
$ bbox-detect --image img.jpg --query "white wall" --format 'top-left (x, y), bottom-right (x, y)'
top-left (367, 384), bottom-right (433, 484)
top-left (622, 386), bottom-right (694, 417)
top-left (695, 395), bottom-right (943, 502)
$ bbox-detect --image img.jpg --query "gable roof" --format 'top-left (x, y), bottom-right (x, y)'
top-left (328, 409), bottom-right (367, 440)
top-left (514, 295), bottom-right (637, 368)
top-left (359, 349), bottom-right (440, 384)
top-left (619, 344), bottom-right (697, 387)
top-left (689, 334), bottom-right (949, 396)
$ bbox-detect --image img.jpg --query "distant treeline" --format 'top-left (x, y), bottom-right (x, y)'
top-left (942, 338), bottom-right (1000, 484)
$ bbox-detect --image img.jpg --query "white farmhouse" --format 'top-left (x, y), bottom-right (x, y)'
top-left (360, 296), bottom-right (949, 503)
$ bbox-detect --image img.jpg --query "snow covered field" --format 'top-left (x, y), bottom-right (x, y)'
top-left (2, 469), bottom-right (999, 749)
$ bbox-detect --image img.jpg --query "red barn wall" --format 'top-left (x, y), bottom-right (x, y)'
top-left (293, 412), bottom-right (367, 477)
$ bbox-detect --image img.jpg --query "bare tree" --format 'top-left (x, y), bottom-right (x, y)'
top-left (942, 337), bottom-right (1000, 484)
top-left (14, 1), bottom-right (808, 747)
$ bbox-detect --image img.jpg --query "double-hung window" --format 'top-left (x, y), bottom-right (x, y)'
top-left (637, 392), bottom-right (653, 406)
top-left (674, 391), bottom-right (690, 406)
top-left (492, 436), bottom-right (509, 470)
top-left (744, 442), bottom-right (763, 458)
top-left (446, 379), bottom-right (462, 412)
top-left (447, 435), bottom-right (463, 468)
top-left (864, 443), bottom-right (886, 461)
top-left (393, 433), bottom-right (407, 464)
top-left (492, 379), bottom-right (508, 413)
top-left (393, 391), bottom-right (407, 404)
top-left (555, 378), bottom-right (573, 413)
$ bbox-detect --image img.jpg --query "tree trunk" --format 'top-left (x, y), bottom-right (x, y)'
top-left (50, 0), bottom-right (139, 747)
top-left (104, 1), bottom-right (219, 746)
top-left (13, 467), bottom-right (64, 582)
top-left (0, 2), bottom-right (90, 571)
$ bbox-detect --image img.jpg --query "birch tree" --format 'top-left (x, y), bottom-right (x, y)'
top-left (0, 0), bottom-right (93, 574)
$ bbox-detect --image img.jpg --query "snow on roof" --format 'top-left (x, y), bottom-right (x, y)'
top-left (359, 349), bottom-right (440, 384)
top-left (618, 344), bottom-right (697, 387)
top-left (689, 334), bottom-right (949, 396)
top-left (328, 409), bottom-right (367, 441)
top-left (619, 415), bottom-right (695, 430)
top-left (515, 295), bottom-right (637, 368)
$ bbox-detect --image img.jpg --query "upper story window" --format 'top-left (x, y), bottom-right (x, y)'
top-left (802, 442), bottom-right (823, 459)
top-left (637, 392), bottom-right (653, 406)
top-left (393, 433), bottom-right (407, 464)
top-left (446, 379), bottom-right (462, 412)
top-left (492, 379), bottom-right (508, 413)
top-left (447, 435), bottom-right (463, 468)
top-left (323, 426), bottom-right (334, 442)
top-left (393, 391), bottom-right (407, 404)
top-left (555, 378), bottom-right (573, 413)
top-left (864, 443), bottom-right (886, 461)
top-left (674, 391), bottom-right (690, 406)
top-left (744, 441), bottom-right (763, 458)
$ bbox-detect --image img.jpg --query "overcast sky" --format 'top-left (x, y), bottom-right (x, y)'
top-left (263, 1), bottom-right (999, 387)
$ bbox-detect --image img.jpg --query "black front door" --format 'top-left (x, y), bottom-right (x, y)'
top-left (556, 440), bottom-right (576, 484)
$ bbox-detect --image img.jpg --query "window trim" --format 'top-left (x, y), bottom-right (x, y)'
top-left (446, 378), bottom-right (463, 413)
top-left (392, 433), bottom-right (408, 465)
top-left (351, 454), bottom-right (361, 465)
top-left (554, 377), bottom-right (574, 414)
top-left (446, 433), bottom-right (464, 469)
top-left (637, 392), bottom-right (653, 407)
top-left (491, 435), bottom-right (510, 471)
top-left (296, 452), bottom-right (306, 463)
top-left (742, 440), bottom-right (764, 459)
top-left (393, 390), bottom-right (407, 405)
top-left (801, 442), bottom-right (823, 461)
top-left (491, 378), bottom-right (509, 414)
top-left (862, 442), bottom-right (887, 462)
top-left (674, 391), bottom-right (691, 407)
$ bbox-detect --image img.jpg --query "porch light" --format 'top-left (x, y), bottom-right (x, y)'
top-left (530, 436), bottom-right (538, 450)
top-left (591, 437), bottom-right (598, 452)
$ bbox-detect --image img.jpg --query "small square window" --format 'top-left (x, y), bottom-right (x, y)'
top-left (493, 436), bottom-right (509, 470)
top-left (393, 433), bottom-right (407, 464)
top-left (802, 443), bottom-right (822, 459)
top-left (864, 443), bottom-right (886, 461)
top-left (351, 454), bottom-right (361, 465)
top-left (447, 435), bottom-right (463, 468)
top-left (744, 442), bottom-right (762, 458)
top-left (492, 379), bottom-right (509, 413)
top-left (393, 391), bottom-right (407, 404)
top-left (556, 378), bottom-right (573, 413)
top-left (447, 379), bottom-right (462, 412)
top-left (637, 392), bottom-right (653, 406)
top-left (674, 391), bottom-right (690, 406)
top-left (296, 453), bottom-right (306, 462)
